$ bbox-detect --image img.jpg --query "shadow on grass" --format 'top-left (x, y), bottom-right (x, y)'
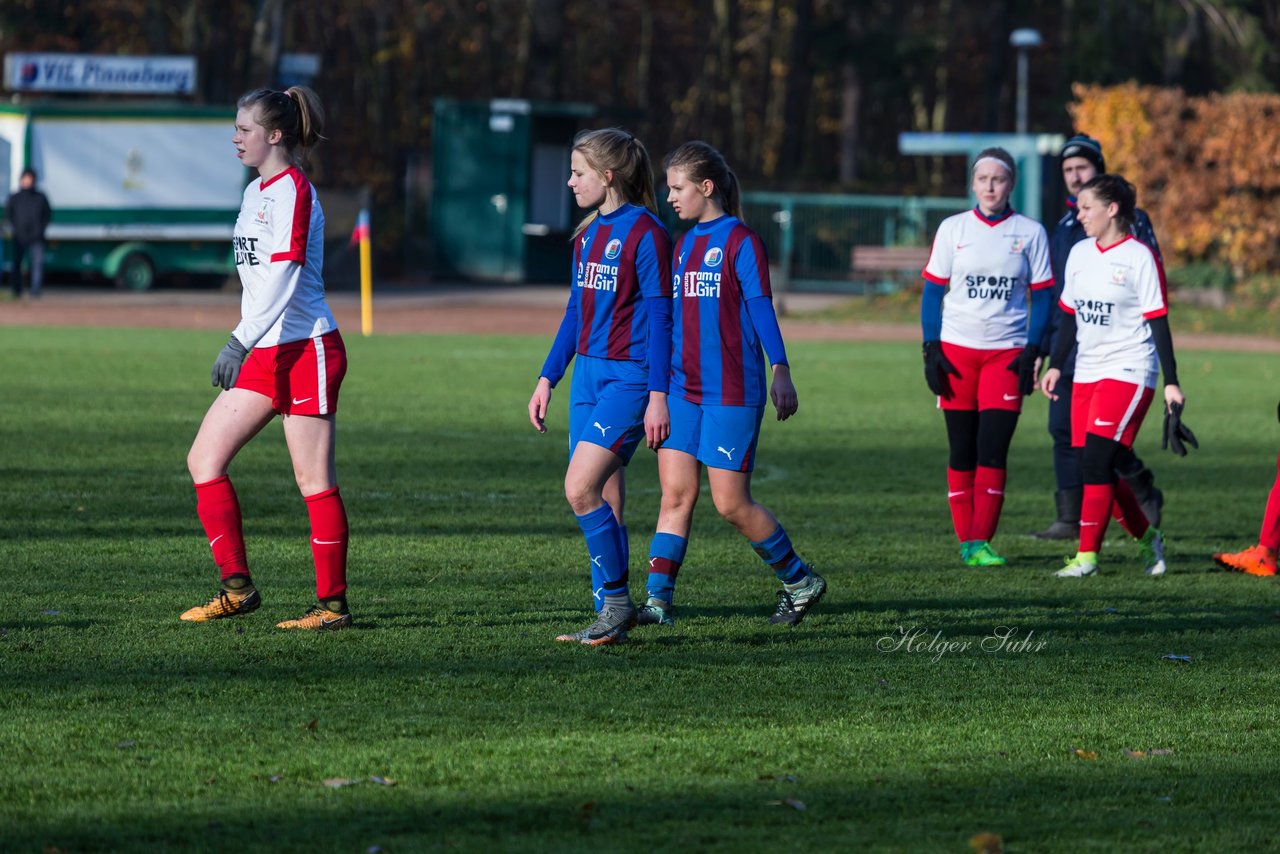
top-left (5, 763), bottom-right (1279, 852)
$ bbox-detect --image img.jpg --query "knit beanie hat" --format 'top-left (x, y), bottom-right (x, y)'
top-left (1060, 134), bottom-right (1106, 173)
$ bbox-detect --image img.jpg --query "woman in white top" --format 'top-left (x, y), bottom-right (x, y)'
top-left (180, 86), bottom-right (354, 630)
top-left (1040, 173), bottom-right (1185, 578)
top-left (920, 147), bottom-right (1052, 567)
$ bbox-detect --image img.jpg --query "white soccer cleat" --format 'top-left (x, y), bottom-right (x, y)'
top-left (1055, 555), bottom-right (1098, 578)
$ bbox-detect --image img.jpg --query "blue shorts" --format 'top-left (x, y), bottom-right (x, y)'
top-left (665, 395), bottom-right (764, 472)
top-left (568, 354), bottom-right (648, 465)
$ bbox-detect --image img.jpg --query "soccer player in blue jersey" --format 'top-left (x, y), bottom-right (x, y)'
top-left (527, 128), bottom-right (673, 646)
top-left (635, 141), bottom-right (825, 629)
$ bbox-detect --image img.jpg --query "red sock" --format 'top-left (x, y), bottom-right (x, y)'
top-left (1111, 478), bottom-right (1149, 539)
top-left (305, 487), bottom-right (348, 599)
top-left (971, 466), bottom-right (1007, 542)
top-left (1260, 455), bottom-right (1280, 550)
top-left (195, 476), bottom-right (249, 580)
top-left (1080, 483), bottom-right (1115, 553)
top-left (946, 468), bottom-right (975, 542)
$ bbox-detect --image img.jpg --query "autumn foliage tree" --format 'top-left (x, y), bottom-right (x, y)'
top-left (1071, 82), bottom-right (1280, 279)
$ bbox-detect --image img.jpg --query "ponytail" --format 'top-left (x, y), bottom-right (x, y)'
top-left (570, 128), bottom-right (658, 239)
top-left (664, 141), bottom-right (743, 221)
top-left (238, 85), bottom-right (327, 169)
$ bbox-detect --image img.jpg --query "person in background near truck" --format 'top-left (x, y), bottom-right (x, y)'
top-left (180, 86), bottom-right (354, 631)
top-left (1032, 134), bottom-right (1164, 540)
top-left (6, 168), bottom-right (52, 299)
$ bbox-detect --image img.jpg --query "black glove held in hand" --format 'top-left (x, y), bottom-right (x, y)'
top-left (1006, 345), bottom-right (1040, 396)
top-left (1162, 402), bottom-right (1199, 457)
top-left (922, 341), bottom-right (959, 399)
top-left (211, 335), bottom-right (250, 391)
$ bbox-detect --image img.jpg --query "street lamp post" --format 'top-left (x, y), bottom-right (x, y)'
top-left (1009, 28), bottom-right (1042, 135)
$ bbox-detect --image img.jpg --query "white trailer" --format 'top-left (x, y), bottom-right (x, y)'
top-left (0, 100), bottom-right (247, 289)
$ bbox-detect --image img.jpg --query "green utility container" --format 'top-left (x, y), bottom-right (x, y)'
top-left (431, 99), bottom-right (596, 283)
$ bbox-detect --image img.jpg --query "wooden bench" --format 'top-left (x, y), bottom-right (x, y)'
top-left (849, 245), bottom-right (931, 293)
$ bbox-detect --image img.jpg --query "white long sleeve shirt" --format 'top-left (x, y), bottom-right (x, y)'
top-left (231, 166), bottom-right (336, 349)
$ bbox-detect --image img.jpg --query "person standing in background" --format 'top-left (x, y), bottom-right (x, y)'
top-left (6, 168), bottom-right (52, 299)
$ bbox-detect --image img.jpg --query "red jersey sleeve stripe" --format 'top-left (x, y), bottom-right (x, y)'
top-left (1058, 299), bottom-right (1076, 314)
top-left (1030, 277), bottom-right (1055, 290)
top-left (923, 271), bottom-right (949, 286)
top-left (1143, 307), bottom-right (1168, 320)
top-left (270, 167), bottom-right (311, 263)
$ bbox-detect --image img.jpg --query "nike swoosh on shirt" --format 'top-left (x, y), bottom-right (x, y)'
top-left (1094, 419), bottom-right (1116, 427)
top-left (292, 397), bottom-right (313, 405)
top-left (1002, 394), bottom-right (1019, 401)
top-left (312, 538), bottom-right (343, 545)
top-left (947, 491), bottom-right (967, 498)
top-left (209, 535), bottom-right (224, 548)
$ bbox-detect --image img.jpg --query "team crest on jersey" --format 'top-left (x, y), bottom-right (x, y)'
top-left (255, 198), bottom-right (270, 225)
top-left (1109, 264), bottom-right (1129, 285)
top-left (703, 247), bottom-right (724, 267)
top-left (1008, 235), bottom-right (1025, 253)
top-left (604, 238), bottom-right (622, 260)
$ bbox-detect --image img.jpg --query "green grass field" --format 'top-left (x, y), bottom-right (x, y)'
top-left (3, 326), bottom-right (1279, 853)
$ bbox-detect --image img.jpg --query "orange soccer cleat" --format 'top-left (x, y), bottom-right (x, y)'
top-left (180, 586), bottom-right (261, 622)
top-left (275, 603), bottom-right (353, 631)
top-left (1213, 544), bottom-right (1277, 577)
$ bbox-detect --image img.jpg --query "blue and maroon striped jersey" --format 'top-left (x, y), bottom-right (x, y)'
top-left (572, 203), bottom-right (672, 362)
top-left (671, 215), bottom-right (782, 407)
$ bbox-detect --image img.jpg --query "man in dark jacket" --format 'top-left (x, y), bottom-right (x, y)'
top-left (6, 168), bottom-right (52, 298)
top-left (1033, 134), bottom-right (1164, 539)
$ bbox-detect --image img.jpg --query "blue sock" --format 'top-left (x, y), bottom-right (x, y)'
top-left (589, 522), bottom-right (628, 613)
top-left (750, 525), bottom-right (809, 585)
top-left (576, 504), bottom-right (628, 598)
top-left (646, 532), bottom-right (689, 604)
top-left (589, 557), bottom-right (605, 613)
top-left (617, 524), bottom-right (629, 576)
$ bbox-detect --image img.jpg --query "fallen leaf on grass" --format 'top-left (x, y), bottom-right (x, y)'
top-left (1072, 748), bottom-right (1098, 760)
top-left (767, 798), bottom-right (807, 811)
top-left (1163, 654), bottom-right (1192, 663)
top-left (116, 740), bottom-right (136, 750)
top-left (269, 775), bottom-right (284, 783)
top-left (323, 778), bottom-right (359, 789)
top-left (304, 719), bottom-right (318, 731)
top-left (369, 775), bottom-right (397, 786)
top-left (969, 832), bottom-right (1004, 853)
top-left (1149, 748), bottom-right (1173, 756)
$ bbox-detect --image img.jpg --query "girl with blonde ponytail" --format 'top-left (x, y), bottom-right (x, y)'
top-left (527, 128), bottom-right (673, 645)
top-left (182, 86), bottom-right (353, 632)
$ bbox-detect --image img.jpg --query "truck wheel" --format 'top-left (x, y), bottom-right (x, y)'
top-left (116, 252), bottom-right (155, 291)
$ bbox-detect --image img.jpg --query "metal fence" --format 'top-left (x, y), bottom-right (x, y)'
top-left (740, 192), bottom-right (969, 294)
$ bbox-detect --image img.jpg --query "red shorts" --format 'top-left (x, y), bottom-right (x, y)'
top-left (937, 343), bottom-right (1023, 412)
top-left (236, 330), bottom-right (347, 416)
top-left (1071, 378), bottom-right (1154, 448)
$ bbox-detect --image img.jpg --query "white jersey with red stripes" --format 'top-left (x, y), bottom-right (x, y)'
top-left (1060, 235), bottom-right (1167, 386)
top-left (231, 165), bottom-right (336, 349)
top-left (923, 208), bottom-right (1053, 350)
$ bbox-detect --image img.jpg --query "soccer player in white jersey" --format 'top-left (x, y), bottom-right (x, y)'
top-left (180, 86), bottom-right (354, 630)
top-left (920, 147), bottom-right (1053, 567)
top-left (1040, 174), bottom-right (1185, 578)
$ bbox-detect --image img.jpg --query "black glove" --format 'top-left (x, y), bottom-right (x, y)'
top-left (1162, 401), bottom-right (1198, 457)
top-left (922, 341), bottom-right (959, 399)
top-left (211, 335), bottom-right (250, 391)
top-left (1006, 345), bottom-right (1040, 396)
